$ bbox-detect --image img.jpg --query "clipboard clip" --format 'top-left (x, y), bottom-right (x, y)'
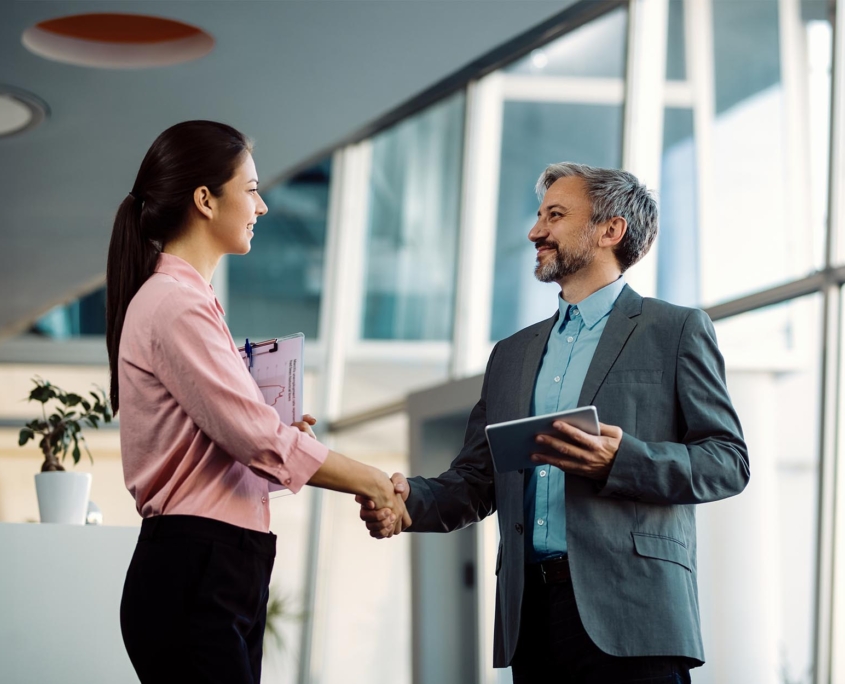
top-left (240, 338), bottom-right (279, 369)
top-left (244, 338), bottom-right (253, 368)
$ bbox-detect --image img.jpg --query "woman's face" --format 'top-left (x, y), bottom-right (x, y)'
top-left (208, 152), bottom-right (268, 255)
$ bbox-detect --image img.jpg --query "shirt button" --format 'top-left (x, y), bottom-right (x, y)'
top-left (537, 519), bottom-right (545, 526)
top-left (284, 478), bottom-right (292, 486)
top-left (567, 336), bottom-right (574, 343)
top-left (261, 497), bottom-right (267, 504)
top-left (554, 375), bottom-right (561, 383)
top-left (540, 470), bottom-right (547, 477)
top-left (573, 308), bottom-right (580, 317)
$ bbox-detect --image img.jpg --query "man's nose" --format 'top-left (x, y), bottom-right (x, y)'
top-left (528, 220), bottom-right (546, 242)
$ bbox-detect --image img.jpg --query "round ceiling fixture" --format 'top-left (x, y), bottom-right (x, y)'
top-left (22, 13), bottom-right (214, 69)
top-left (0, 86), bottom-right (48, 139)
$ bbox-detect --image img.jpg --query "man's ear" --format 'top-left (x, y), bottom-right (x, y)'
top-left (598, 216), bottom-right (627, 248)
top-left (193, 186), bottom-right (215, 220)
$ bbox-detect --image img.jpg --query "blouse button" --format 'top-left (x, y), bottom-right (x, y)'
top-left (261, 497), bottom-right (267, 504)
top-left (284, 478), bottom-right (292, 486)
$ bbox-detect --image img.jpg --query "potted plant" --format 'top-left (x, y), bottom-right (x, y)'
top-left (18, 377), bottom-right (113, 524)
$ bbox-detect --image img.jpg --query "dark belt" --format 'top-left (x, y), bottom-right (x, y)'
top-left (529, 555), bottom-right (571, 584)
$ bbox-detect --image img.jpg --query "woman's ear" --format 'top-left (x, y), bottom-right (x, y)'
top-left (193, 186), bottom-right (215, 220)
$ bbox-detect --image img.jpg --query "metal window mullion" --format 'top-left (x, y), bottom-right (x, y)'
top-left (816, 283), bottom-right (841, 684)
top-left (450, 73), bottom-right (504, 378)
top-left (685, 0), bottom-right (717, 306)
top-left (818, 0), bottom-right (845, 680)
top-left (298, 142), bottom-right (373, 684)
top-left (621, 0), bottom-right (669, 299)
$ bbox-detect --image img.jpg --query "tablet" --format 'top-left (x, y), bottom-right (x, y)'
top-left (485, 406), bottom-right (600, 473)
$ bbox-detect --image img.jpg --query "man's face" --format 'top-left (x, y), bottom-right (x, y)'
top-left (529, 176), bottom-right (596, 283)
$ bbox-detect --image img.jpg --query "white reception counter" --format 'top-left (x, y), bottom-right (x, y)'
top-left (0, 522), bottom-right (140, 684)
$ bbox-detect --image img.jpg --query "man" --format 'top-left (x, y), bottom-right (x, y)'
top-left (359, 163), bottom-right (749, 683)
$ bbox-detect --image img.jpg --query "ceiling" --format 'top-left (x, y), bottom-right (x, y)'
top-left (0, 0), bottom-right (572, 339)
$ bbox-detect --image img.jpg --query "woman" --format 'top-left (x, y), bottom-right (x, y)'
top-left (106, 120), bottom-right (408, 684)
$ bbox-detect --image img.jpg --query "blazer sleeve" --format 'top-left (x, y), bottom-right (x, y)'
top-left (404, 344), bottom-right (499, 532)
top-left (599, 308), bottom-right (750, 504)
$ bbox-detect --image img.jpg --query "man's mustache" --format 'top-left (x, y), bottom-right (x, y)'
top-left (535, 240), bottom-right (560, 252)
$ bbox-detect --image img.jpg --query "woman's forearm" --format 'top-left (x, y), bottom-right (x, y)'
top-left (307, 450), bottom-right (389, 504)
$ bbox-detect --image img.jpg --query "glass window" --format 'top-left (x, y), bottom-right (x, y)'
top-left (666, 0), bottom-right (687, 81)
top-left (361, 92), bottom-right (465, 341)
top-left (697, 295), bottom-right (821, 684)
top-left (490, 4), bottom-right (627, 340)
top-left (504, 7), bottom-right (627, 79)
top-left (657, 107), bottom-right (698, 307)
top-left (30, 286), bottom-right (106, 338)
top-left (697, 0), bottom-right (831, 304)
top-left (228, 159), bottom-right (331, 341)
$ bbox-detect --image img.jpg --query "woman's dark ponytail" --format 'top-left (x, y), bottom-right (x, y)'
top-left (105, 120), bottom-right (252, 414)
top-left (106, 193), bottom-right (159, 412)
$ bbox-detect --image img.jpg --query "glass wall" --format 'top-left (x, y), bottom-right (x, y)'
top-left (699, 296), bottom-right (822, 684)
top-left (490, 6), bottom-right (628, 340)
top-left (30, 286), bottom-right (106, 338)
top-left (362, 92), bottom-right (465, 341)
top-left (228, 158), bottom-right (332, 341)
top-left (702, 0), bottom-right (828, 303)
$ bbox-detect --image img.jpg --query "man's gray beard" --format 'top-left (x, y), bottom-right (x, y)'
top-left (534, 242), bottom-right (595, 283)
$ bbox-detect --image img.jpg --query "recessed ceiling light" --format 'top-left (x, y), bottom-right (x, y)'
top-left (0, 86), bottom-right (48, 139)
top-left (22, 13), bottom-right (214, 69)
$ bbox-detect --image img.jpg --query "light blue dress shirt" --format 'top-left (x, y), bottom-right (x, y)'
top-left (525, 277), bottom-right (627, 562)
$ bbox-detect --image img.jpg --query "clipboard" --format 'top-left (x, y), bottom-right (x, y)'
top-left (238, 332), bottom-right (305, 497)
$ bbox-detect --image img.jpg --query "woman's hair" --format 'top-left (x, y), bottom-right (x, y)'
top-left (106, 120), bottom-right (252, 413)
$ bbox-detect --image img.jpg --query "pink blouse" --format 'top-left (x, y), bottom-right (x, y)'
top-left (118, 253), bottom-right (327, 532)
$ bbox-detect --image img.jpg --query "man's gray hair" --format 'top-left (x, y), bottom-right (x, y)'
top-left (535, 163), bottom-right (658, 272)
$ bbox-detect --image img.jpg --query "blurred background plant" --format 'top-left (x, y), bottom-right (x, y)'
top-left (264, 587), bottom-right (305, 657)
top-left (17, 377), bottom-right (112, 472)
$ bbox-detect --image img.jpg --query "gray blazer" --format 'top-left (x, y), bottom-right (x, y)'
top-left (405, 285), bottom-right (750, 667)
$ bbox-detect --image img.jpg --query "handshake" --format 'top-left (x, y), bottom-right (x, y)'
top-left (294, 414), bottom-right (413, 538)
top-left (355, 473), bottom-right (412, 539)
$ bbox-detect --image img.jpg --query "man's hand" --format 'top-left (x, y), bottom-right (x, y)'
top-left (530, 421), bottom-right (623, 481)
top-left (355, 473), bottom-right (410, 539)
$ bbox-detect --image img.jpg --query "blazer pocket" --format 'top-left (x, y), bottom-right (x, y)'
top-left (606, 369), bottom-right (663, 385)
top-left (632, 532), bottom-right (691, 572)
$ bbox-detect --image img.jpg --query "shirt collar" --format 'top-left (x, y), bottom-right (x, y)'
top-left (559, 276), bottom-right (626, 329)
top-left (154, 252), bottom-right (226, 316)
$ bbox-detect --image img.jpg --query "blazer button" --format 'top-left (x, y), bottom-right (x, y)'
top-left (517, 469), bottom-right (524, 474)
top-left (514, 523), bottom-right (524, 535)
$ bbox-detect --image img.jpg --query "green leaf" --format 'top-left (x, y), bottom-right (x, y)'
top-left (29, 385), bottom-right (54, 403)
top-left (26, 419), bottom-right (46, 432)
top-left (80, 399), bottom-right (91, 412)
top-left (72, 438), bottom-right (81, 466)
top-left (18, 428), bottom-right (34, 446)
top-left (65, 393), bottom-right (83, 407)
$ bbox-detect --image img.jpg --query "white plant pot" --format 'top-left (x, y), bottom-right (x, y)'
top-left (34, 471), bottom-right (92, 525)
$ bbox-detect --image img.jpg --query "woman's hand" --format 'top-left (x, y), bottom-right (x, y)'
top-left (291, 413), bottom-right (317, 440)
top-left (369, 471), bottom-right (412, 537)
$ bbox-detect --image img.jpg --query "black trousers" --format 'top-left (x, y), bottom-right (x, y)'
top-left (512, 562), bottom-right (694, 684)
top-left (120, 515), bottom-right (276, 684)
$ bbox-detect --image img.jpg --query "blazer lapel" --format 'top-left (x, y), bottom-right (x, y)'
top-left (578, 285), bottom-right (643, 406)
top-left (517, 314), bottom-right (558, 418)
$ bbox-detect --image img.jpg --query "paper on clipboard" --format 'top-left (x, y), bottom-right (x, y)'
top-left (238, 332), bottom-right (304, 498)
